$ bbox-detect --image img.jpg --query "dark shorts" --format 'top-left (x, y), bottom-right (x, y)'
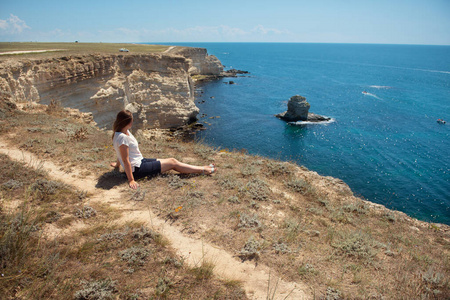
top-left (133, 158), bottom-right (161, 180)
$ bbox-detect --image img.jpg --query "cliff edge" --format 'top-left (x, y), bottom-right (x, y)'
top-left (0, 47), bottom-right (223, 129)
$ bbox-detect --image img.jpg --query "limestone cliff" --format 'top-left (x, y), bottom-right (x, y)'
top-left (167, 47), bottom-right (223, 75)
top-left (0, 47), bottom-right (223, 129)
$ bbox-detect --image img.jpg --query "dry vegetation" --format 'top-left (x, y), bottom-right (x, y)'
top-left (0, 98), bottom-right (449, 299)
top-left (0, 42), bottom-right (169, 59)
top-left (0, 101), bottom-right (246, 299)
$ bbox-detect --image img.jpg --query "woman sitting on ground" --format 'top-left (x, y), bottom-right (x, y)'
top-left (110, 110), bottom-right (216, 189)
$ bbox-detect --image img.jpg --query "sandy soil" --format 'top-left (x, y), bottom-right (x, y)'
top-left (164, 46), bottom-right (177, 53)
top-left (0, 137), bottom-right (311, 300)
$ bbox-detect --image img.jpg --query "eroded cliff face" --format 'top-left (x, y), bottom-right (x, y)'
top-left (0, 48), bottom-right (222, 129)
top-left (167, 47), bottom-right (223, 75)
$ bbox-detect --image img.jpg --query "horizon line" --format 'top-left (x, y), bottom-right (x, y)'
top-left (148, 41), bottom-right (450, 47)
top-left (2, 41), bottom-right (449, 47)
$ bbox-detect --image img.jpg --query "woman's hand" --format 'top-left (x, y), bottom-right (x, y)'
top-left (110, 161), bottom-right (119, 168)
top-left (129, 180), bottom-right (139, 189)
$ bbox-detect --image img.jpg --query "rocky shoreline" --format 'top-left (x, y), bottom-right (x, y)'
top-left (3, 46), bottom-right (447, 229)
top-left (0, 46), bottom-right (238, 131)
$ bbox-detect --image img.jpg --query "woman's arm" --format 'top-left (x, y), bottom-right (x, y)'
top-left (119, 144), bottom-right (139, 189)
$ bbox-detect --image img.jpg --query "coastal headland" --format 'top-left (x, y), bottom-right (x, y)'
top-left (0, 43), bottom-right (228, 130)
top-left (0, 43), bottom-right (448, 299)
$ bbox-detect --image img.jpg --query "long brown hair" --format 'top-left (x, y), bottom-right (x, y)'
top-left (112, 110), bottom-right (133, 140)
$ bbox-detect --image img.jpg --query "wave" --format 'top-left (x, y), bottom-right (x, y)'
top-left (289, 118), bottom-right (336, 126)
top-left (362, 92), bottom-right (383, 100)
top-left (423, 69), bottom-right (450, 75)
top-left (369, 85), bottom-right (393, 89)
top-left (382, 65), bottom-right (450, 75)
top-left (299, 57), bottom-right (450, 75)
top-left (368, 64), bottom-right (450, 75)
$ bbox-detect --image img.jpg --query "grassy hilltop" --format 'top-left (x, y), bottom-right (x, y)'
top-left (0, 44), bottom-right (448, 299)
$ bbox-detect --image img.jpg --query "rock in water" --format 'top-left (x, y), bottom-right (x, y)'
top-left (276, 95), bottom-right (310, 122)
top-left (306, 112), bottom-right (331, 122)
top-left (276, 95), bottom-right (330, 123)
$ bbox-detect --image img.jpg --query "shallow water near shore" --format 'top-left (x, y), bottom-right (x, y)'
top-left (157, 42), bottom-right (450, 225)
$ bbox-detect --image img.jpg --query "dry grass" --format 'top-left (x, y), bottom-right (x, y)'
top-left (0, 102), bottom-right (247, 299)
top-left (1, 99), bottom-right (449, 299)
top-left (0, 42), bottom-right (169, 59)
top-left (0, 157), bottom-right (247, 299)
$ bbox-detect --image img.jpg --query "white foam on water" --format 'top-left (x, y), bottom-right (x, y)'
top-left (362, 92), bottom-right (383, 100)
top-left (354, 61), bottom-right (450, 75)
top-left (289, 118), bottom-right (336, 126)
top-left (417, 68), bottom-right (450, 75)
top-left (369, 85), bottom-right (392, 89)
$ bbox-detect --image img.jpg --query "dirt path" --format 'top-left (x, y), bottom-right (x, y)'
top-left (0, 138), bottom-right (310, 300)
top-left (163, 46), bottom-right (176, 53)
top-left (0, 49), bottom-right (66, 55)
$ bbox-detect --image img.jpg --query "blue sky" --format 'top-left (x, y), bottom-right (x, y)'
top-left (0, 0), bottom-right (449, 45)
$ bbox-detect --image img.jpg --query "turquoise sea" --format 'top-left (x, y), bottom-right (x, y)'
top-left (158, 42), bottom-right (450, 225)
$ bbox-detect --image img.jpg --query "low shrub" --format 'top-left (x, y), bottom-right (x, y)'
top-left (75, 206), bottom-right (97, 219)
top-left (240, 164), bottom-right (259, 177)
top-left (191, 260), bottom-right (215, 281)
top-left (241, 178), bottom-right (269, 201)
top-left (168, 175), bottom-right (187, 189)
top-left (1, 179), bottom-right (23, 190)
top-left (98, 228), bottom-right (129, 244)
top-left (238, 236), bottom-right (261, 261)
top-left (298, 263), bottom-right (317, 277)
top-left (132, 226), bottom-right (160, 245)
top-left (273, 242), bottom-right (291, 254)
top-left (238, 213), bottom-right (261, 229)
top-left (119, 246), bottom-right (151, 267)
top-left (218, 175), bottom-right (239, 190)
top-left (267, 161), bottom-right (293, 176)
top-left (343, 202), bottom-right (369, 215)
top-left (285, 178), bottom-right (309, 194)
top-left (155, 277), bottom-right (173, 296)
top-left (70, 127), bottom-right (89, 141)
top-left (193, 143), bottom-right (216, 159)
top-left (333, 232), bottom-right (377, 260)
top-left (227, 196), bottom-right (240, 204)
top-left (0, 204), bottom-right (38, 270)
top-left (74, 279), bottom-right (117, 300)
top-left (30, 179), bottom-right (67, 201)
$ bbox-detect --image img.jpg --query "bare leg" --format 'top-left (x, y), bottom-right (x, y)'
top-left (158, 158), bottom-right (215, 174)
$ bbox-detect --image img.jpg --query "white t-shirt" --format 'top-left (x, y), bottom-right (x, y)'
top-left (113, 130), bottom-right (144, 172)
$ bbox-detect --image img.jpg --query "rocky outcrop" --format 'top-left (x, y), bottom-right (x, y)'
top-left (167, 47), bottom-right (223, 75)
top-left (277, 95), bottom-right (310, 121)
top-left (88, 60), bottom-right (198, 129)
top-left (222, 69), bottom-right (249, 76)
top-left (276, 95), bottom-right (331, 123)
top-left (0, 47), bottom-right (224, 129)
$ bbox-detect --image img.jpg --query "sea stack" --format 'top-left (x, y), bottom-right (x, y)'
top-left (276, 95), bottom-right (331, 123)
